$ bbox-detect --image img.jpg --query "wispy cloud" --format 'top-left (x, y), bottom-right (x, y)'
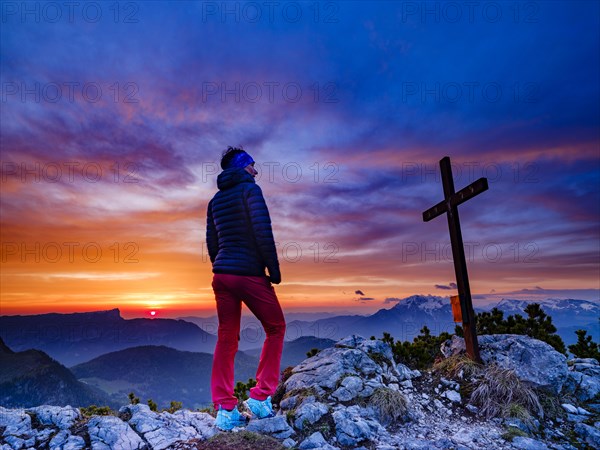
top-left (17, 272), bottom-right (161, 281)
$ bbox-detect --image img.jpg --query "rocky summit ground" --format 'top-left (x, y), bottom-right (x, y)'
top-left (1, 334), bottom-right (599, 450)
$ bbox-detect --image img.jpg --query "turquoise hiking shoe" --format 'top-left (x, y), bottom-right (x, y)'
top-left (215, 406), bottom-right (248, 431)
top-left (244, 395), bottom-right (275, 419)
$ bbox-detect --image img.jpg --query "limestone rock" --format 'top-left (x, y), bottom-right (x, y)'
top-left (561, 403), bottom-right (578, 414)
top-left (49, 430), bottom-right (86, 450)
top-left (442, 390), bottom-right (461, 403)
top-left (118, 404), bottom-right (215, 449)
top-left (512, 436), bottom-right (550, 449)
top-left (246, 415), bottom-right (295, 439)
top-left (293, 398), bottom-right (328, 430)
top-left (285, 334), bottom-right (408, 399)
top-left (87, 415), bottom-right (146, 450)
top-left (281, 437), bottom-right (296, 448)
top-left (298, 431), bottom-right (338, 449)
top-left (564, 357), bottom-right (600, 401)
top-left (330, 375), bottom-right (364, 402)
top-left (332, 405), bottom-right (386, 447)
top-left (0, 407), bottom-right (38, 449)
top-left (442, 334), bottom-right (568, 394)
top-left (440, 335), bottom-right (466, 358)
top-left (29, 405), bottom-right (81, 430)
top-left (574, 423), bottom-right (600, 448)
top-left (0, 407), bottom-right (33, 438)
top-left (285, 347), bottom-right (379, 392)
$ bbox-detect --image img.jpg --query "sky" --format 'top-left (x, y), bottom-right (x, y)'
top-left (1, 0), bottom-right (599, 319)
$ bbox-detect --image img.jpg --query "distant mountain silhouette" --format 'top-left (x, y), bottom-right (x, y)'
top-left (245, 336), bottom-right (336, 368)
top-left (284, 295), bottom-right (599, 344)
top-left (0, 337), bottom-right (113, 408)
top-left (70, 345), bottom-right (258, 410)
top-left (0, 309), bottom-right (216, 366)
top-left (284, 295), bottom-right (455, 342)
top-left (179, 312), bottom-right (346, 350)
top-left (0, 336), bottom-right (13, 354)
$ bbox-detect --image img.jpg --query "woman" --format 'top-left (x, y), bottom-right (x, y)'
top-left (206, 146), bottom-right (286, 431)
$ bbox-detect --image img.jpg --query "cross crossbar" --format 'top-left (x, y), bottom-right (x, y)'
top-left (423, 177), bottom-right (489, 222)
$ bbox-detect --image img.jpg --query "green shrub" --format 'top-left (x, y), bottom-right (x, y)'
top-left (460, 304), bottom-right (566, 354)
top-left (306, 348), bottom-right (320, 358)
top-left (80, 405), bottom-right (113, 418)
top-left (166, 401), bottom-right (182, 413)
top-left (147, 398), bottom-right (158, 412)
top-left (382, 327), bottom-right (452, 369)
top-left (197, 405), bottom-right (215, 415)
top-left (568, 330), bottom-right (600, 360)
top-left (128, 392), bottom-right (140, 405)
top-left (234, 378), bottom-right (257, 404)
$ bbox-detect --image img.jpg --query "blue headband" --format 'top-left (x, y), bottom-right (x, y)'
top-left (226, 151), bottom-right (254, 169)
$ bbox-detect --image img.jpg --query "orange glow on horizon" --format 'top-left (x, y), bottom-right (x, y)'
top-left (1, 150), bottom-right (598, 318)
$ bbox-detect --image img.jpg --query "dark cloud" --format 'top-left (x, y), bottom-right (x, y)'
top-left (435, 283), bottom-right (457, 290)
top-left (355, 290), bottom-right (365, 296)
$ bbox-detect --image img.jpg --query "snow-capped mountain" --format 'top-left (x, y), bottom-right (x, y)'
top-left (487, 298), bottom-right (599, 327)
top-left (285, 295), bottom-right (457, 343)
top-left (487, 299), bottom-right (531, 315)
top-left (392, 294), bottom-right (450, 313)
top-left (485, 298), bottom-right (599, 345)
top-left (286, 295), bottom-right (599, 345)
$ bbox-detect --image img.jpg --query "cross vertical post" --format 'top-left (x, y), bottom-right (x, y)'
top-left (422, 156), bottom-right (487, 363)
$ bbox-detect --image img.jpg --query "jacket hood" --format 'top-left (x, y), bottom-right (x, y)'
top-left (217, 167), bottom-right (255, 190)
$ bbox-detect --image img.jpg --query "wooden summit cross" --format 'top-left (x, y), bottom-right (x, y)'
top-left (422, 156), bottom-right (488, 363)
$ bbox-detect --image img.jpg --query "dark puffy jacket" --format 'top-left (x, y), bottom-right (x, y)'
top-left (206, 167), bottom-right (281, 283)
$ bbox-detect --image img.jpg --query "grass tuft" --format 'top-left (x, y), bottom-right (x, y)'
top-left (505, 402), bottom-right (534, 430)
top-left (433, 354), bottom-right (483, 380)
top-left (501, 426), bottom-right (528, 442)
top-left (469, 365), bottom-right (543, 420)
top-left (537, 390), bottom-right (565, 420)
top-left (196, 431), bottom-right (286, 450)
top-left (368, 387), bottom-right (408, 425)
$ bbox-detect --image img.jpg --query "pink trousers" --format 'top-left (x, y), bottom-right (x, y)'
top-left (211, 273), bottom-right (286, 410)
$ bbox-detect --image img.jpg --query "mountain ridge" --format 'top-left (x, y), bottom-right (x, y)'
top-left (284, 295), bottom-right (599, 345)
top-left (0, 309), bottom-right (217, 366)
top-left (0, 339), bottom-right (114, 408)
top-left (1, 296), bottom-right (596, 367)
top-left (70, 345), bottom-right (259, 410)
